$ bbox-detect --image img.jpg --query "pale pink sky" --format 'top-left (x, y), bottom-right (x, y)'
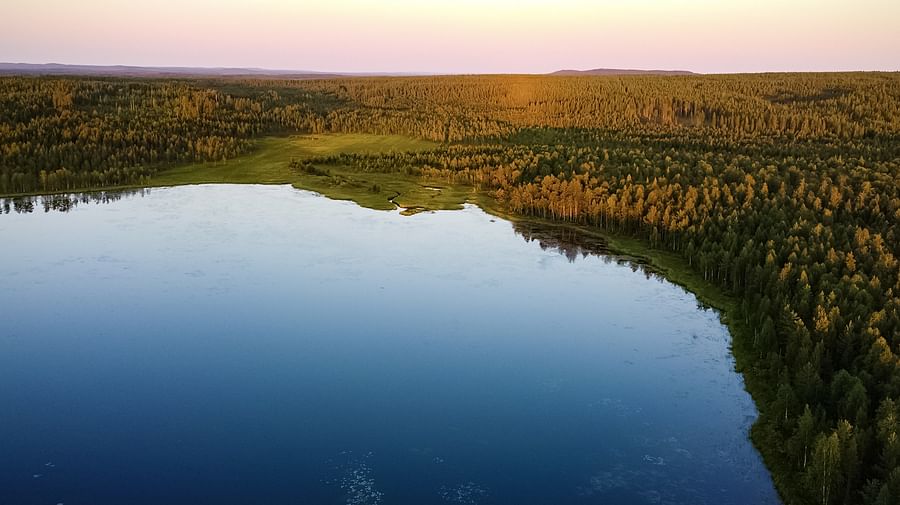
top-left (2, 0), bottom-right (898, 73)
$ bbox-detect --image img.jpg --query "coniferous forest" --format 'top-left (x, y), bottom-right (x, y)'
top-left (2, 73), bottom-right (900, 504)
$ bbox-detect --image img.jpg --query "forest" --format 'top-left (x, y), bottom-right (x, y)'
top-left (2, 72), bottom-right (900, 505)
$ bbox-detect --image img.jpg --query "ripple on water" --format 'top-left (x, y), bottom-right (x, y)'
top-left (439, 481), bottom-right (489, 504)
top-left (325, 452), bottom-right (384, 505)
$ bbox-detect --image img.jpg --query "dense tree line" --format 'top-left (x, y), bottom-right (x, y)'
top-left (293, 73), bottom-right (900, 140)
top-left (0, 77), bottom-right (331, 193)
top-left (3, 72), bottom-right (900, 504)
top-left (6, 73), bottom-right (899, 195)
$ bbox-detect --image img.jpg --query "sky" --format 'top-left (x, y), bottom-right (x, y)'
top-left (2, 0), bottom-right (898, 74)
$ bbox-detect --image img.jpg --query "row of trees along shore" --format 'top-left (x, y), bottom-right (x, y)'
top-left (2, 72), bottom-right (900, 504)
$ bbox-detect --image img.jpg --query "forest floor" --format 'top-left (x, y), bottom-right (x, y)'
top-left (152, 134), bottom-right (476, 212)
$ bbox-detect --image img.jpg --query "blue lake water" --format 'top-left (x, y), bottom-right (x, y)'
top-left (0, 185), bottom-right (780, 504)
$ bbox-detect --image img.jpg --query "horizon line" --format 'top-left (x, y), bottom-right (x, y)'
top-left (2, 61), bottom-right (899, 77)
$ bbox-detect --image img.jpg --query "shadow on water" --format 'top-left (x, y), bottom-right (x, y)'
top-left (512, 220), bottom-right (673, 279)
top-left (509, 219), bottom-right (720, 314)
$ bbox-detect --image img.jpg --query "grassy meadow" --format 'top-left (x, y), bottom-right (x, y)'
top-left (151, 134), bottom-right (476, 212)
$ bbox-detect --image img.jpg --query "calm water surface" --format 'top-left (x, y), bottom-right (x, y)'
top-left (0, 185), bottom-right (779, 504)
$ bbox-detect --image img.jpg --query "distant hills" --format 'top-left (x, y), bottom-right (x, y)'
top-left (0, 63), bottom-right (346, 78)
top-left (549, 68), bottom-right (697, 76)
top-left (0, 63), bottom-right (698, 78)
top-left (0, 63), bottom-right (414, 79)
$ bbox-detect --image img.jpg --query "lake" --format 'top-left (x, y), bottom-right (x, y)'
top-left (0, 184), bottom-right (779, 504)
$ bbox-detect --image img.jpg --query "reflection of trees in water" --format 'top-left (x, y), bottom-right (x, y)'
top-left (511, 220), bottom-right (663, 282)
top-left (1, 188), bottom-right (149, 214)
top-left (512, 220), bottom-right (716, 311)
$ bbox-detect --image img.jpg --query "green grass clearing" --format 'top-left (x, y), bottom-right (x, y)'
top-left (151, 134), bottom-right (477, 211)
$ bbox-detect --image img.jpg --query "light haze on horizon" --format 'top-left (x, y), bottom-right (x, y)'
top-left (2, 0), bottom-right (898, 74)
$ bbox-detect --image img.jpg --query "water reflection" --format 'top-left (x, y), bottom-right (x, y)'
top-left (512, 221), bottom-right (612, 262)
top-left (0, 188), bottom-right (149, 214)
top-left (511, 220), bottom-right (663, 277)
